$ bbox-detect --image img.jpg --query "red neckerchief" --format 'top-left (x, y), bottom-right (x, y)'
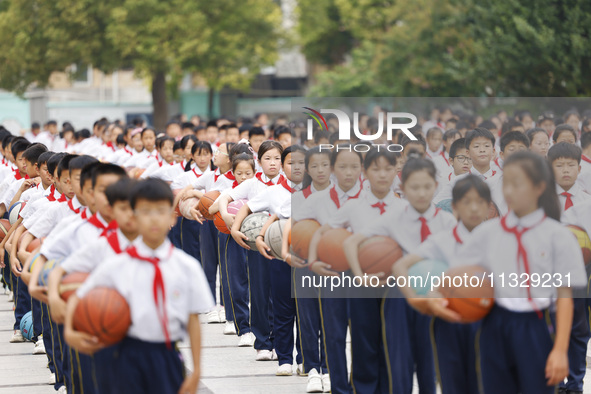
top-left (126, 244), bottom-right (175, 349)
top-left (397, 172), bottom-right (402, 181)
top-left (500, 212), bottom-right (545, 317)
top-left (106, 142), bottom-right (116, 152)
top-left (231, 180), bottom-right (240, 188)
top-left (329, 185), bottom-right (362, 209)
top-left (213, 169), bottom-right (221, 182)
top-left (418, 207), bottom-right (440, 242)
top-left (87, 213), bottom-right (119, 236)
top-left (441, 151), bottom-right (449, 166)
top-left (123, 147), bottom-right (133, 156)
top-left (80, 208), bottom-right (88, 220)
top-left (371, 201), bottom-right (387, 215)
top-left (452, 225), bottom-right (463, 244)
top-left (13, 169), bottom-right (29, 181)
top-left (255, 172), bottom-right (285, 186)
top-left (560, 192), bottom-right (573, 211)
top-left (57, 193), bottom-right (67, 203)
top-left (494, 157), bottom-right (502, 170)
top-left (279, 178), bottom-right (293, 193)
top-left (448, 172), bottom-right (452, 181)
top-left (302, 185), bottom-right (312, 199)
top-left (67, 198), bottom-right (81, 214)
top-left (191, 168), bottom-right (202, 178)
top-left (582, 155), bottom-right (591, 164)
top-left (46, 185), bottom-right (58, 202)
top-left (105, 230), bottom-right (122, 254)
top-left (223, 171), bottom-right (235, 181)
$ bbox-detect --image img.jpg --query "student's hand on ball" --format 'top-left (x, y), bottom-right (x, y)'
top-left (29, 285), bottom-right (49, 304)
top-left (309, 261), bottom-right (339, 277)
top-left (222, 213), bottom-right (235, 229)
top-left (231, 230), bottom-right (250, 250)
top-left (9, 255), bottom-right (22, 276)
top-left (545, 348), bottom-right (568, 386)
top-left (255, 237), bottom-right (273, 260)
top-left (427, 297), bottom-right (462, 323)
top-left (64, 328), bottom-right (104, 355)
top-left (284, 253), bottom-right (307, 268)
top-left (190, 208), bottom-right (204, 224)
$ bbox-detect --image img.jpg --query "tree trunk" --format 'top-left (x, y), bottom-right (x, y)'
top-left (207, 87), bottom-right (214, 119)
top-left (152, 71), bottom-right (168, 131)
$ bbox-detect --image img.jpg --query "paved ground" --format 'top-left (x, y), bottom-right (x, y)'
top-left (2, 291), bottom-right (591, 393)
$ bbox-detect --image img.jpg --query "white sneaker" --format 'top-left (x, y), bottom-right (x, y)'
top-left (7, 291), bottom-right (13, 302)
top-left (3, 288), bottom-right (9, 295)
top-left (297, 363), bottom-right (306, 376)
top-left (33, 339), bottom-right (46, 354)
top-left (306, 368), bottom-right (323, 392)
top-left (48, 373), bottom-right (56, 385)
top-left (206, 310), bottom-right (221, 324)
top-left (218, 308), bottom-right (226, 323)
top-left (10, 330), bottom-right (24, 343)
top-left (57, 386), bottom-right (67, 393)
top-left (238, 332), bottom-right (255, 347)
top-left (223, 321), bottom-right (237, 335)
top-left (276, 363), bottom-right (293, 376)
top-left (255, 349), bottom-right (273, 361)
top-left (322, 374), bottom-right (331, 393)
top-left (271, 349), bottom-right (278, 360)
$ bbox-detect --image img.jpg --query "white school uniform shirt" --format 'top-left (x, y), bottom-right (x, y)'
top-left (227, 172), bottom-right (284, 202)
top-left (170, 167), bottom-right (210, 190)
top-left (106, 146), bottom-right (135, 166)
top-left (433, 172), bottom-right (470, 205)
top-left (455, 209), bottom-right (586, 312)
top-left (557, 183), bottom-right (591, 216)
top-left (425, 146), bottom-right (443, 160)
top-left (414, 221), bottom-right (471, 267)
top-left (491, 156), bottom-right (503, 174)
top-left (469, 165), bottom-right (498, 181)
top-left (20, 182), bottom-right (43, 203)
top-left (153, 160), bottom-right (197, 183)
top-left (293, 181), bottom-right (364, 226)
top-left (140, 159), bottom-right (175, 180)
top-left (247, 179), bottom-right (294, 219)
top-left (130, 149), bottom-right (159, 169)
top-left (28, 196), bottom-right (84, 238)
top-left (361, 204), bottom-right (456, 254)
top-left (211, 170), bottom-right (237, 192)
top-left (562, 200), bottom-right (591, 236)
top-left (577, 155), bottom-right (591, 193)
top-left (20, 185), bottom-right (60, 222)
top-left (77, 238), bottom-right (215, 342)
top-left (40, 212), bottom-right (109, 261)
top-left (291, 182), bottom-right (331, 213)
top-left (488, 174), bottom-right (508, 216)
top-left (1, 177), bottom-right (26, 209)
top-left (329, 190), bottom-right (407, 233)
top-left (61, 229), bottom-right (133, 274)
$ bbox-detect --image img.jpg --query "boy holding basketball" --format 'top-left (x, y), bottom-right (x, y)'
top-left (67, 178), bottom-right (214, 394)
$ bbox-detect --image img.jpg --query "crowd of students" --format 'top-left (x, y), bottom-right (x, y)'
top-left (0, 106), bottom-right (589, 394)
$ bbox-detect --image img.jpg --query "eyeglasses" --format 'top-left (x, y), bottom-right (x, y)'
top-left (214, 150), bottom-right (228, 156)
top-left (453, 155), bottom-right (472, 163)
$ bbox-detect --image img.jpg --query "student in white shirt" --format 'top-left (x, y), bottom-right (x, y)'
top-left (527, 127), bottom-right (550, 157)
top-left (346, 156), bottom-right (456, 394)
top-left (139, 136), bottom-right (176, 179)
top-left (434, 138), bottom-right (471, 205)
top-left (66, 179), bottom-right (214, 394)
top-left (465, 127), bottom-right (498, 180)
top-left (392, 175), bottom-right (492, 394)
top-left (456, 151), bottom-right (585, 393)
top-left (548, 142), bottom-right (591, 215)
top-left (577, 132), bottom-right (591, 192)
top-left (425, 127), bottom-right (444, 159)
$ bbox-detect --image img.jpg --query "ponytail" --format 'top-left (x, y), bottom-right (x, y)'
top-left (503, 151), bottom-right (560, 221)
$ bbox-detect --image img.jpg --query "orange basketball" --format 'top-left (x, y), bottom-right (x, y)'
top-left (197, 191), bottom-right (221, 220)
top-left (438, 265), bottom-right (494, 323)
top-left (214, 211), bottom-right (230, 234)
top-left (290, 219), bottom-right (321, 260)
top-left (59, 272), bottom-right (90, 301)
top-left (0, 219), bottom-right (10, 242)
top-left (358, 236), bottom-right (403, 274)
top-left (317, 228), bottom-right (352, 271)
top-left (27, 238), bottom-right (41, 253)
top-left (74, 287), bottom-right (131, 346)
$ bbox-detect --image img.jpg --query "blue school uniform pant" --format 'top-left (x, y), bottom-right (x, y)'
top-left (478, 305), bottom-right (556, 394)
top-left (293, 269), bottom-right (326, 375)
top-left (180, 217), bottom-right (201, 259)
top-left (382, 296), bottom-right (436, 394)
top-left (319, 291), bottom-right (351, 394)
top-left (248, 250), bottom-right (273, 350)
top-left (66, 346), bottom-right (97, 394)
top-left (225, 236), bottom-right (251, 336)
top-left (168, 217), bottom-right (182, 249)
top-left (269, 259), bottom-right (301, 365)
top-left (94, 345), bottom-right (118, 394)
top-left (431, 318), bottom-right (479, 394)
top-left (218, 231), bottom-right (232, 322)
top-left (52, 323), bottom-right (69, 391)
top-left (560, 297), bottom-right (589, 392)
top-left (200, 220), bottom-right (221, 303)
top-left (41, 303), bottom-right (60, 386)
top-left (31, 297), bottom-right (42, 340)
top-left (13, 275), bottom-right (31, 331)
top-left (113, 337), bottom-right (184, 394)
top-left (348, 296), bottom-right (389, 394)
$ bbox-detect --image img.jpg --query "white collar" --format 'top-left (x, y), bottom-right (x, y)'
top-left (505, 208), bottom-right (545, 229)
top-left (132, 237), bottom-right (173, 260)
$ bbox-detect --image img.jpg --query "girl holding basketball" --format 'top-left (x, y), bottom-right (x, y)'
top-left (345, 156), bottom-right (456, 394)
top-left (391, 174), bottom-right (491, 394)
top-left (299, 146), bottom-right (364, 393)
top-left (455, 151), bottom-right (585, 393)
top-left (220, 141), bottom-right (285, 359)
top-left (232, 146), bottom-right (304, 375)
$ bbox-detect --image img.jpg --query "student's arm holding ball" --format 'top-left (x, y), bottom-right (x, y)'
top-left (256, 214), bottom-right (277, 260)
top-left (281, 219), bottom-right (307, 268)
top-left (64, 294), bottom-right (103, 355)
top-left (230, 203), bottom-right (252, 250)
top-left (178, 314), bottom-right (202, 394)
top-left (307, 225), bottom-right (339, 277)
top-left (217, 194), bottom-right (235, 229)
top-left (342, 233), bottom-right (386, 284)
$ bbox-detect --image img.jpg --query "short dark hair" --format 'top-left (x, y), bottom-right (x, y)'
top-left (80, 162), bottom-right (101, 190)
top-left (465, 127), bottom-right (495, 148)
top-left (283, 144), bottom-right (305, 165)
top-left (547, 142), bottom-right (582, 164)
top-left (363, 147), bottom-right (397, 170)
top-left (37, 151), bottom-right (55, 167)
top-left (11, 139), bottom-right (31, 159)
top-left (106, 178), bottom-right (137, 206)
top-left (47, 153), bottom-right (66, 176)
top-left (31, 122), bottom-right (40, 130)
top-left (553, 124), bottom-right (578, 143)
top-left (22, 143), bottom-right (48, 165)
top-left (91, 163), bottom-right (128, 188)
top-left (258, 140), bottom-right (283, 160)
top-left (274, 126), bottom-right (291, 139)
top-left (581, 132), bottom-right (591, 151)
top-left (401, 156), bottom-right (437, 183)
top-left (206, 120), bottom-right (218, 128)
top-left (313, 130), bottom-right (330, 144)
top-left (69, 155), bottom-right (99, 173)
top-left (452, 174), bottom-right (491, 204)
top-left (526, 127), bottom-right (548, 143)
top-left (401, 134), bottom-right (426, 149)
top-left (426, 127), bottom-right (443, 138)
top-left (500, 131), bottom-right (530, 152)
top-left (478, 120), bottom-right (497, 131)
top-left (57, 154), bottom-right (78, 178)
top-left (449, 138), bottom-right (467, 158)
top-left (249, 126), bottom-right (265, 139)
top-left (130, 178), bottom-right (174, 209)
